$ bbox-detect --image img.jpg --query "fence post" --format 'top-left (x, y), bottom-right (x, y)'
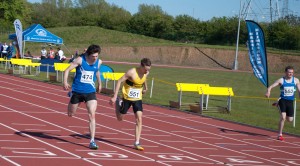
top-left (293, 98), bottom-right (297, 128)
top-left (150, 77), bottom-right (154, 98)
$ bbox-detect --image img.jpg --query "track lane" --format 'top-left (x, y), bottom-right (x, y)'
top-left (1, 74), bottom-right (300, 165)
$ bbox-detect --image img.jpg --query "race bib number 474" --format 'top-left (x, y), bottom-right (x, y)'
top-left (80, 71), bottom-right (94, 83)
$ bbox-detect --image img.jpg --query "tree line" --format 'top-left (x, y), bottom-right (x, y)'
top-left (1, 0), bottom-right (300, 50)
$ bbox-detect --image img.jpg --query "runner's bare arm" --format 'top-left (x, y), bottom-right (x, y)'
top-left (110, 68), bottom-right (133, 105)
top-left (63, 57), bottom-right (81, 90)
top-left (265, 78), bottom-right (283, 98)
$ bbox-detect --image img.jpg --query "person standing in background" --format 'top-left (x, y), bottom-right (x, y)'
top-left (41, 47), bottom-right (47, 59)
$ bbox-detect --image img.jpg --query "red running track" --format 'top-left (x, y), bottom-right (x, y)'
top-left (0, 73), bottom-right (300, 166)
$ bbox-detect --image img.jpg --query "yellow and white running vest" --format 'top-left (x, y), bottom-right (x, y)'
top-left (122, 68), bottom-right (146, 101)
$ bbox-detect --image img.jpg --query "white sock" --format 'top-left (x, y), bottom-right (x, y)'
top-left (90, 139), bottom-right (94, 143)
top-left (135, 141), bottom-right (139, 145)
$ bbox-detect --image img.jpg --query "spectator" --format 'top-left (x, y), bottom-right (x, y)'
top-left (48, 47), bottom-right (55, 59)
top-left (1, 42), bottom-right (8, 59)
top-left (24, 51), bottom-right (33, 58)
top-left (0, 42), bottom-right (3, 58)
top-left (41, 47), bottom-right (47, 60)
top-left (7, 42), bottom-right (14, 60)
top-left (57, 47), bottom-right (66, 62)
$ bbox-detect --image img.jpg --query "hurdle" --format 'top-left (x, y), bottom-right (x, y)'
top-left (102, 72), bottom-right (124, 93)
top-left (169, 83), bottom-right (210, 109)
top-left (53, 63), bottom-right (75, 82)
top-left (10, 58), bottom-right (41, 75)
top-left (198, 86), bottom-right (234, 114)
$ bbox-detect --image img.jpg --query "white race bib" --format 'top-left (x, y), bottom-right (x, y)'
top-left (128, 88), bottom-right (141, 99)
top-left (283, 86), bottom-right (295, 96)
top-left (80, 70), bottom-right (94, 83)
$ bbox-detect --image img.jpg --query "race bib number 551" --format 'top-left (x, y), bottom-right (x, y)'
top-left (284, 86), bottom-right (295, 96)
top-left (128, 88), bottom-right (141, 99)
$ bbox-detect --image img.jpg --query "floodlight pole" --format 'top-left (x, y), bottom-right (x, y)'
top-left (233, 0), bottom-right (243, 70)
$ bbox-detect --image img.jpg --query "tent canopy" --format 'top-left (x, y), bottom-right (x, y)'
top-left (9, 24), bottom-right (63, 44)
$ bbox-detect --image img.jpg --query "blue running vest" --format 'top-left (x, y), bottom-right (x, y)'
top-left (280, 77), bottom-right (296, 101)
top-left (72, 56), bottom-right (99, 93)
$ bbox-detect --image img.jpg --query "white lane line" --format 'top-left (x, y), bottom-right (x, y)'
top-left (192, 136), bottom-right (222, 139)
top-left (0, 134), bottom-right (14, 136)
top-left (183, 147), bottom-right (217, 150)
top-left (159, 140), bottom-right (193, 143)
top-left (125, 145), bottom-right (159, 148)
top-left (0, 91), bottom-right (222, 164)
top-left (171, 131), bottom-right (201, 133)
top-left (219, 133), bottom-right (247, 136)
top-left (103, 138), bottom-right (132, 140)
top-left (241, 150), bottom-right (275, 153)
top-left (272, 158), bottom-right (300, 160)
top-left (3, 156), bottom-right (80, 159)
top-left (11, 123), bottom-right (46, 126)
top-left (145, 152), bottom-right (183, 155)
top-left (1, 156), bottom-right (21, 166)
top-left (24, 129), bottom-right (61, 132)
top-left (0, 140), bottom-right (29, 143)
top-left (75, 150), bottom-right (117, 152)
top-left (159, 161), bottom-right (212, 164)
top-left (215, 143), bottom-right (248, 146)
top-left (68, 126), bottom-right (89, 129)
top-left (121, 128), bottom-right (152, 131)
top-left (0, 102), bottom-right (157, 164)
top-left (139, 116), bottom-right (290, 165)
top-left (142, 134), bottom-right (171, 137)
top-left (269, 145), bottom-right (300, 148)
top-left (0, 122), bottom-right (102, 166)
top-left (1, 147), bottom-right (46, 150)
top-left (243, 139), bottom-right (273, 142)
top-left (95, 132), bottom-right (118, 134)
top-left (209, 155), bottom-right (246, 158)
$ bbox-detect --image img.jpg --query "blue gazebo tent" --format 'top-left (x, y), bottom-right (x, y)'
top-left (9, 24), bottom-right (63, 58)
top-left (9, 24), bottom-right (63, 44)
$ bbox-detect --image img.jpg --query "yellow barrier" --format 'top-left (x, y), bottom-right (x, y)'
top-left (102, 72), bottom-right (125, 91)
top-left (199, 86), bottom-right (234, 96)
top-left (54, 63), bottom-right (75, 72)
top-left (103, 72), bottom-right (124, 80)
top-left (174, 83), bottom-right (210, 108)
top-left (198, 86), bottom-right (234, 114)
top-left (9, 58), bottom-right (41, 75)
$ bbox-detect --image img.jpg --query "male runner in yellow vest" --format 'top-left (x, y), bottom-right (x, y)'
top-left (110, 58), bottom-right (151, 151)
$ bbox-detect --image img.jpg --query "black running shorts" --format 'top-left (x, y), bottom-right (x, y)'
top-left (70, 92), bottom-right (97, 104)
top-left (278, 98), bottom-right (294, 117)
top-left (120, 99), bottom-right (143, 114)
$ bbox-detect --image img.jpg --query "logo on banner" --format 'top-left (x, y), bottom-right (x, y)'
top-left (35, 29), bottom-right (47, 36)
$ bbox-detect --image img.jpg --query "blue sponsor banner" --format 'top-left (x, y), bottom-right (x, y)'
top-left (246, 20), bottom-right (269, 87)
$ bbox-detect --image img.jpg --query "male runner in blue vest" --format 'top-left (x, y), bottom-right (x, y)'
top-left (63, 44), bottom-right (102, 149)
top-left (265, 66), bottom-right (300, 141)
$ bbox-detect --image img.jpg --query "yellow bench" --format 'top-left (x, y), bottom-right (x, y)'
top-left (198, 86), bottom-right (234, 114)
top-left (170, 83), bottom-right (210, 109)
